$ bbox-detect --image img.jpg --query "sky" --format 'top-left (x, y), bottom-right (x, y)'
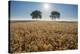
top-left (9, 1), bottom-right (78, 21)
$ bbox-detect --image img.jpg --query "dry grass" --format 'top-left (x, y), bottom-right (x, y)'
top-left (9, 21), bottom-right (78, 53)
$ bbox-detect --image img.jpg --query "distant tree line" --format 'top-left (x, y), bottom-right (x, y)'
top-left (30, 10), bottom-right (60, 20)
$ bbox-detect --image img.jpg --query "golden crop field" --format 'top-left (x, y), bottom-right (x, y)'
top-left (9, 21), bottom-right (78, 53)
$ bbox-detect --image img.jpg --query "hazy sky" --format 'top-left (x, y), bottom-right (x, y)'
top-left (9, 1), bottom-right (78, 21)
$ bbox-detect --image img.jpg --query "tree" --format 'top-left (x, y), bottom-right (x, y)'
top-left (50, 11), bottom-right (60, 20)
top-left (30, 10), bottom-right (42, 20)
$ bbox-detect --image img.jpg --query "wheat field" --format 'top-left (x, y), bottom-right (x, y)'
top-left (9, 21), bottom-right (78, 53)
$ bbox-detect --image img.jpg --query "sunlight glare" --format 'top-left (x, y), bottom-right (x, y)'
top-left (43, 3), bottom-right (50, 10)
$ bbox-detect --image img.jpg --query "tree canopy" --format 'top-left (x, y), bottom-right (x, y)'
top-left (30, 10), bottom-right (42, 19)
top-left (50, 11), bottom-right (60, 20)
top-left (30, 10), bottom-right (60, 20)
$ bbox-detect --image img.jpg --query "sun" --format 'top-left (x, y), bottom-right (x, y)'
top-left (43, 3), bottom-right (50, 10)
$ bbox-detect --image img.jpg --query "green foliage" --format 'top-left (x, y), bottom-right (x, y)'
top-left (50, 11), bottom-right (60, 20)
top-left (31, 10), bottom-right (42, 19)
